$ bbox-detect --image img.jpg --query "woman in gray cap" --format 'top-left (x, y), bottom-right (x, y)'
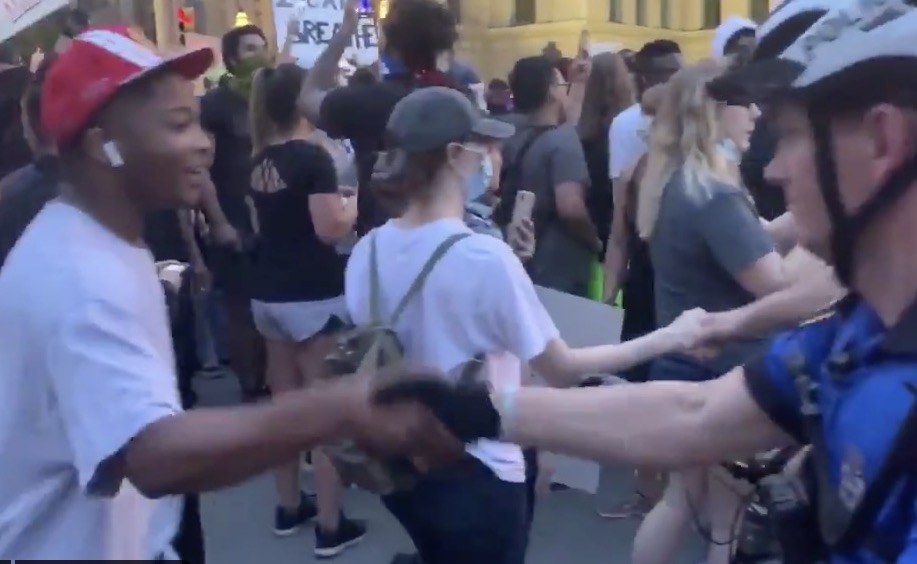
top-left (343, 86), bottom-right (708, 564)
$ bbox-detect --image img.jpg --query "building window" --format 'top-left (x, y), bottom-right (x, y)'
top-left (750, 0), bottom-right (770, 22)
top-left (447, 0), bottom-right (461, 23)
top-left (661, 0), bottom-right (671, 28)
top-left (703, 0), bottom-right (721, 29)
top-left (636, 0), bottom-right (646, 26)
top-left (514, 0), bottom-right (535, 25)
top-left (609, 0), bottom-right (622, 22)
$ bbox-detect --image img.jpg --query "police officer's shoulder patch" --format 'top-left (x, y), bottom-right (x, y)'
top-left (838, 445), bottom-right (867, 511)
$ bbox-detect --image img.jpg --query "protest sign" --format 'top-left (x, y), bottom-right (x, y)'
top-left (0, 0), bottom-right (68, 43)
top-left (535, 286), bottom-right (624, 494)
top-left (273, 0), bottom-right (379, 67)
top-left (536, 285), bottom-right (623, 348)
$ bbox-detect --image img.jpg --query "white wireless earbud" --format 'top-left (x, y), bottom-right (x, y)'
top-left (102, 140), bottom-right (124, 167)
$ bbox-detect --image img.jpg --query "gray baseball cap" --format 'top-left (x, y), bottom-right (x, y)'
top-left (386, 87), bottom-right (516, 152)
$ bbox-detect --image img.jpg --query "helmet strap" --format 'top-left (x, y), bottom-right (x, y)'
top-left (809, 108), bottom-right (917, 286)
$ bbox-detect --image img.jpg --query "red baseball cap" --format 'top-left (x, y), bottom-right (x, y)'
top-left (41, 25), bottom-right (214, 148)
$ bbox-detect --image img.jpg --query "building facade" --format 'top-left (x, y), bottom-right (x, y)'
top-left (144, 0), bottom-right (783, 79)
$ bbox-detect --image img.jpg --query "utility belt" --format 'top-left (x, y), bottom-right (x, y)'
top-left (761, 349), bottom-right (917, 563)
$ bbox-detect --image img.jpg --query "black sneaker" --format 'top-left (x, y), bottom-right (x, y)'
top-left (272, 493), bottom-right (318, 537)
top-left (314, 516), bottom-right (366, 558)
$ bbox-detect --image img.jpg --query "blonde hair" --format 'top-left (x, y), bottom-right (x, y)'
top-left (636, 60), bottom-right (734, 240)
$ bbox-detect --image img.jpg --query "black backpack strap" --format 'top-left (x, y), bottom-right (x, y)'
top-left (788, 346), bottom-right (917, 561)
top-left (838, 382), bottom-right (917, 560)
top-left (495, 126), bottom-right (556, 227)
top-left (784, 349), bottom-right (855, 542)
top-left (369, 233), bottom-right (383, 324)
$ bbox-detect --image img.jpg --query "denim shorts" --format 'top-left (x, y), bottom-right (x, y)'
top-left (250, 296), bottom-right (349, 342)
top-left (382, 457), bottom-right (528, 564)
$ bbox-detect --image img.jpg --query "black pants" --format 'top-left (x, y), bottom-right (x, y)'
top-left (524, 448), bottom-right (539, 534)
top-left (383, 457), bottom-right (529, 564)
top-left (170, 273), bottom-right (207, 564)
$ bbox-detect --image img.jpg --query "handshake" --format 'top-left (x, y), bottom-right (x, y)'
top-left (320, 307), bottom-right (735, 474)
top-left (658, 307), bottom-right (745, 357)
top-left (321, 371), bottom-right (503, 472)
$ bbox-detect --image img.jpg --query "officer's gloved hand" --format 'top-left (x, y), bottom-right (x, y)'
top-left (374, 378), bottom-right (501, 443)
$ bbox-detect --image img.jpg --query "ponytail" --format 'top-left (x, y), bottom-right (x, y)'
top-left (249, 67), bottom-right (274, 157)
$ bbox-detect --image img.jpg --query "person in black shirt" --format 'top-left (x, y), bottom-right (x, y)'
top-left (0, 58), bottom-right (59, 269)
top-left (199, 24), bottom-right (271, 400)
top-left (297, 0), bottom-right (462, 234)
top-left (576, 52), bottom-right (636, 253)
top-left (248, 63), bottom-right (365, 556)
top-left (0, 64), bottom-right (32, 181)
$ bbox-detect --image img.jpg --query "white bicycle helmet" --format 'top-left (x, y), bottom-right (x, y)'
top-left (711, 0), bottom-right (917, 283)
top-left (754, 0), bottom-right (835, 60)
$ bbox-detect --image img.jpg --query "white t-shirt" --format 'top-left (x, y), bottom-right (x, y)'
top-left (608, 103), bottom-right (650, 182)
top-left (0, 201), bottom-right (182, 559)
top-left (344, 218), bottom-right (559, 482)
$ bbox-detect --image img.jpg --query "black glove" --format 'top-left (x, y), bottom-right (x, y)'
top-left (374, 379), bottom-right (501, 443)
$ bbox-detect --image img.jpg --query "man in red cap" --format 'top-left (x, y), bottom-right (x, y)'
top-left (0, 26), bottom-right (462, 560)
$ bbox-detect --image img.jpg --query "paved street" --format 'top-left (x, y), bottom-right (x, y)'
top-left (195, 374), bottom-right (705, 564)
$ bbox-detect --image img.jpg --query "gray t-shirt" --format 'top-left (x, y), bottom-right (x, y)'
top-left (500, 119), bottom-right (593, 294)
top-left (650, 171), bottom-right (774, 372)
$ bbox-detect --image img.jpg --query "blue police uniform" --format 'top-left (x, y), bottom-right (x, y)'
top-left (744, 297), bottom-right (917, 562)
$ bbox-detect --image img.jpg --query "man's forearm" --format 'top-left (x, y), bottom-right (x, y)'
top-left (721, 270), bottom-right (844, 340)
top-left (502, 371), bottom-right (789, 468)
top-left (125, 388), bottom-right (351, 497)
top-left (503, 383), bottom-right (712, 468)
top-left (305, 31), bottom-right (351, 91)
top-left (561, 215), bottom-right (601, 252)
top-left (299, 26), bottom-right (353, 121)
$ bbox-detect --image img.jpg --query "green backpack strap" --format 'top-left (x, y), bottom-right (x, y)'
top-left (388, 233), bottom-right (470, 324)
top-left (369, 233), bottom-right (383, 324)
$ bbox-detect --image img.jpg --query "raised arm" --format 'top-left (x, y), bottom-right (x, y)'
top-left (298, 0), bottom-right (360, 123)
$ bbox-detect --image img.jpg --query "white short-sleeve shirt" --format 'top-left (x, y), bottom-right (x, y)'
top-left (345, 218), bottom-right (559, 482)
top-left (608, 103), bottom-right (650, 182)
top-left (0, 201), bottom-right (182, 559)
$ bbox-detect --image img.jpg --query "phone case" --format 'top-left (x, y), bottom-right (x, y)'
top-left (513, 191), bottom-right (536, 224)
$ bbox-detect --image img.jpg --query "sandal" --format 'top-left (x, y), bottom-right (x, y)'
top-left (596, 491), bottom-right (654, 519)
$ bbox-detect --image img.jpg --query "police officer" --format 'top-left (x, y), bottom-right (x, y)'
top-left (377, 1), bottom-right (917, 561)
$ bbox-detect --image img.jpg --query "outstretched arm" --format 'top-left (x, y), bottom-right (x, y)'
top-left (500, 367), bottom-right (793, 468)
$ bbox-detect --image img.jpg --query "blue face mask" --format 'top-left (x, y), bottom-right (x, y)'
top-left (719, 138), bottom-right (741, 163)
top-left (465, 152), bottom-right (492, 203)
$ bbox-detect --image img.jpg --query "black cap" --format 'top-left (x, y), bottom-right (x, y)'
top-left (707, 58), bottom-right (806, 106)
top-left (387, 87), bottom-right (515, 152)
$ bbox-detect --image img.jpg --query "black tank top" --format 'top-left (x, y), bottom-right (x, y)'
top-left (621, 157), bottom-right (656, 337)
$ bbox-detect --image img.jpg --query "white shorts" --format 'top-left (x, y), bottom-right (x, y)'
top-left (250, 295), bottom-right (349, 342)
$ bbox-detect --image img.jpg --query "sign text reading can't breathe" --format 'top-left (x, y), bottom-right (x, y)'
top-left (275, 0), bottom-right (377, 50)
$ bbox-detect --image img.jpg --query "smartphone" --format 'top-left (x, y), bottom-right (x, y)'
top-left (512, 190), bottom-right (536, 225)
